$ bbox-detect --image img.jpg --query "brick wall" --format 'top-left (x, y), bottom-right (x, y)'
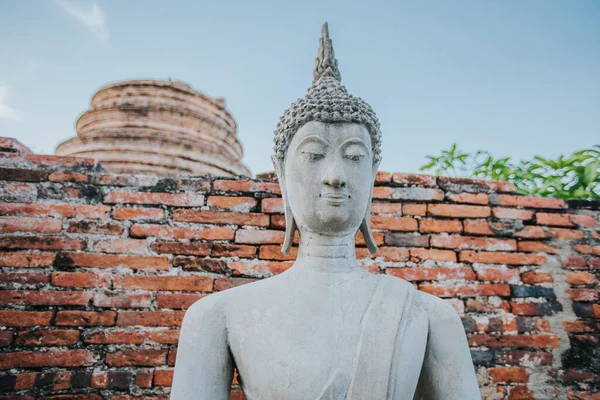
top-left (0, 137), bottom-right (598, 399)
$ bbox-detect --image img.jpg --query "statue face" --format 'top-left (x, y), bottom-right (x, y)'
top-left (283, 121), bottom-right (375, 236)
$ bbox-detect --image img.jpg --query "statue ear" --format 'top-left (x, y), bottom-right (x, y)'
top-left (271, 156), bottom-right (297, 255)
top-left (360, 160), bottom-right (381, 255)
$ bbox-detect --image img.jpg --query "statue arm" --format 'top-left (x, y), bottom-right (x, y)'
top-left (171, 296), bottom-right (234, 400)
top-left (413, 294), bottom-right (480, 400)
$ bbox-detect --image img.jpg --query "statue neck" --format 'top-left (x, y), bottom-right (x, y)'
top-left (291, 229), bottom-right (360, 274)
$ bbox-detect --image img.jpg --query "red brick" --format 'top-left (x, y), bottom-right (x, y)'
top-left (55, 311), bottom-right (116, 326)
top-left (261, 198), bottom-right (283, 213)
top-left (571, 214), bottom-right (596, 227)
top-left (515, 226), bottom-right (548, 239)
top-left (419, 283), bottom-right (510, 297)
top-left (270, 214), bottom-right (286, 229)
top-left (105, 191), bottom-right (204, 207)
top-left (375, 171), bottom-right (391, 183)
top-left (0, 182), bottom-right (37, 202)
top-left (563, 256), bottom-right (587, 270)
top-left (52, 272), bottom-right (110, 288)
top-left (93, 237), bottom-right (148, 255)
top-left (489, 367), bottom-right (529, 383)
top-left (517, 241), bottom-right (559, 254)
top-left (228, 260), bottom-right (293, 276)
top-left (211, 244), bottom-right (257, 258)
top-left (565, 271), bottom-right (596, 285)
top-left (563, 321), bottom-right (599, 333)
top-left (410, 248), bottom-right (457, 262)
top-left (0, 330), bottom-right (13, 347)
top-left (156, 293), bottom-right (204, 309)
top-left (496, 350), bottom-right (553, 366)
top-left (0, 202), bottom-right (110, 219)
top-left (0, 235), bottom-right (86, 251)
top-left (386, 266), bottom-right (475, 281)
top-left (91, 173), bottom-right (159, 187)
top-left (460, 250), bottom-right (546, 265)
top-left (0, 349), bottom-right (96, 370)
top-left (130, 223), bottom-right (234, 240)
top-left (521, 270), bottom-right (553, 284)
top-left (490, 194), bottom-right (566, 209)
top-left (446, 192), bottom-right (489, 205)
top-left (0, 251), bottom-right (54, 267)
top-left (14, 371), bottom-right (37, 390)
top-left (151, 241), bottom-right (211, 256)
top-left (93, 291), bottom-right (152, 308)
top-left (135, 372), bottom-right (153, 388)
top-left (66, 219), bottom-right (124, 235)
top-left (106, 349), bottom-right (167, 367)
top-left (463, 219), bottom-right (494, 235)
top-left (48, 171), bottom-right (90, 183)
top-left (235, 229), bottom-right (285, 244)
top-left (589, 257), bottom-right (600, 269)
top-left (466, 298), bottom-right (511, 313)
top-left (373, 187), bottom-right (444, 201)
top-left (56, 252), bottom-right (169, 270)
top-left (476, 266), bottom-right (520, 282)
top-left (172, 256), bottom-right (226, 273)
top-left (0, 216), bottom-right (62, 234)
top-left (373, 247), bottom-right (411, 262)
top-left (154, 369), bottom-right (174, 387)
top-left (370, 216), bottom-right (417, 231)
top-left (172, 209), bottom-right (269, 227)
top-left (84, 329), bottom-right (180, 345)
top-left (113, 206), bottom-right (165, 221)
top-left (207, 196), bottom-right (257, 212)
top-left (567, 288), bottom-right (598, 302)
top-left (357, 231), bottom-right (385, 247)
top-left (419, 219), bottom-right (462, 233)
top-left (391, 173), bottom-right (437, 186)
top-left (468, 333), bottom-right (559, 348)
top-left (370, 202), bottom-right (402, 215)
top-left (213, 179), bottom-right (281, 194)
top-left (0, 290), bottom-right (92, 306)
top-left (574, 245), bottom-right (600, 256)
top-left (493, 207), bottom-right (534, 220)
top-left (0, 310), bottom-right (52, 327)
top-left (550, 228), bottom-right (584, 240)
top-left (114, 275), bottom-right (213, 292)
top-left (0, 272), bottom-right (49, 285)
top-left (0, 137), bottom-right (33, 153)
top-left (214, 277), bottom-right (257, 291)
top-left (511, 302), bottom-right (558, 316)
top-left (428, 204), bottom-right (491, 218)
top-left (402, 203), bottom-right (426, 216)
top-left (259, 245), bottom-right (297, 261)
top-left (431, 235), bottom-right (516, 251)
top-left (15, 330), bottom-right (80, 346)
top-left (116, 311), bottom-right (185, 327)
top-left (536, 212), bottom-right (573, 227)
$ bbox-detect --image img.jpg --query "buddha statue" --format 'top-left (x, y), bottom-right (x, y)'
top-left (171, 23), bottom-right (481, 400)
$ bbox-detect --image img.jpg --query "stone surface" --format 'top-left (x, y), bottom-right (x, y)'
top-left (55, 80), bottom-right (250, 177)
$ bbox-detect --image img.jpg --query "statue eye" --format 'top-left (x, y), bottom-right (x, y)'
top-left (303, 152), bottom-right (325, 161)
top-left (344, 152), bottom-right (365, 162)
top-left (343, 144), bottom-right (367, 162)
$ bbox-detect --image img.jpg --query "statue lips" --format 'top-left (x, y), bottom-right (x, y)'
top-left (322, 192), bottom-right (348, 207)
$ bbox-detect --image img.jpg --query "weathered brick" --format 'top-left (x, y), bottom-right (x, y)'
top-left (114, 275), bottom-right (213, 292)
top-left (93, 291), bottom-right (152, 308)
top-left (419, 219), bottom-right (462, 233)
top-left (172, 256), bottom-right (226, 274)
top-left (151, 241), bottom-right (211, 256)
top-left (207, 196), bottom-right (257, 212)
top-left (373, 187), bottom-right (444, 201)
top-left (574, 244), bottom-right (600, 256)
top-left (511, 285), bottom-right (555, 298)
top-left (562, 256), bottom-right (587, 270)
top-left (66, 220), bottom-right (124, 235)
top-left (0, 216), bottom-right (62, 234)
top-left (228, 260), bottom-right (293, 276)
top-left (155, 293), bottom-right (204, 309)
top-left (0, 349), bottom-right (96, 370)
top-left (373, 247), bottom-right (410, 262)
top-left (130, 223), bottom-right (234, 240)
top-left (431, 235), bottom-right (516, 251)
top-left (386, 266), bottom-right (475, 281)
top-left (489, 367), bottom-right (529, 383)
top-left (391, 173), bottom-right (437, 187)
top-left (51, 272), bottom-right (111, 288)
top-left (0, 251), bottom-right (54, 267)
top-left (258, 245), bottom-right (297, 261)
top-left (459, 250), bottom-right (546, 265)
top-left (475, 266), bottom-right (520, 282)
top-left (402, 203), bottom-right (426, 216)
top-left (370, 216), bottom-right (417, 231)
top-left (565, 271), bottom-right (596, 285)
top-left (438, 176), bottom-right (515, 193)
top-left (496, 350), bottom-right (553, 366)
top-left (261, 198), bottom-right (283, 213)
top-left (153, 369), bottom-right (174, 387)
top-left (515, 226), bottom-right (548, 239)
top-left (106, 349), bottom-right (167, 367)
top-left (571, 214), bottom-right (596, 227)
top-left (419, 283), bottom-right (510, 297)
top-left (56, 252), bottom-right (169, 270)
top-left (517, 241), bottom-right (559, 254)
top-left (105, 191), bottom-right (204, 207)
top-left (0, 290), bottom-right (92, 306)
top-left (0, 330), bottom-right (14, 347)
top-left (536, 212), bottom-right (573, 227)
top-left (93, 237), bottom-right (148, 255)
top-left (511, 301), bottom-right (562, 316)
top-left (370, 202), bottom-right (402, 215)
top-left (113, 206), bottom-right (165, 221)
top-left (0, 137), bottom-right (33, 153)
top-left (567, 288), bottom-right (598, 302)
top-left (49, 171), bottom-right (90, 183)
top-left (490, 194), bottom-right (566, 209)
top-left (135, 372), bottom-right (153, 389)
top-left (172, 209), bottom-right (269, 227)
top-left (375, 171), bottom-right (391, 183)
top-left (0, 202), bottom-right (110, 218)
top-left (384, 233), bottom-right (429, 247)
top-left (428, 204), bottom-right (491, 218)
top-left (493, 207), bottom-right (534, 220)
top-left (409, 248), bottom-right (457, 262)
top-left (214, 277), bottom-right (257, 291)
top-left (466, 298), bottom-right (511, 313)
top-left (83, 329), bottom-right (180, 345)
top-left (116, 311), bottom-right (185, 327)
top-left (0, 311), bottom-right (53, 327)
top-left (446, 192), bottom-right (489, 205)
top-left (235, 229), bottom-right (285, 244)
top-left (0, 182), bottom-right (37, 202)
top-left (468, 333), bottom-right (559, 348)
top-left (15, 330), bottom-right (80, 347)
top-left (0, 271), bottom-right (49, 285)
top-left (0, 235), bottom-right (86, 251)
top-left (213, 179), bottom-right (281, 194)
top-left (55, 311), bottom-right (116, 327)
top-left (521, 270), bottom-right (553, 284)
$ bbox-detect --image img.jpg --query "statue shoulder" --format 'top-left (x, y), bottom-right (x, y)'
top-left (416, 290), bottom-right (463, 333)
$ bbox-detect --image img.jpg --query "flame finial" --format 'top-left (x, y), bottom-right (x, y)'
top-left (313, 22), bottom-right (342, 83)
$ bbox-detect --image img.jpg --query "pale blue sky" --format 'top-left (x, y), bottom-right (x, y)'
top-left (0, 0), bottom-right (598, 175)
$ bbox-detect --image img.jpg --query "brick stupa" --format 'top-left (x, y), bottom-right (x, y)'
top-left (55, 80), bottom-right (251, 177)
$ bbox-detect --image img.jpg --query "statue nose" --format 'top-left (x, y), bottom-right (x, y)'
top-left (322, 161), bottom-right (347, 188)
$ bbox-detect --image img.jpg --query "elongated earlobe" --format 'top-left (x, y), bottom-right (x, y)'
top-left (272, 156), bottom-right (297, 255)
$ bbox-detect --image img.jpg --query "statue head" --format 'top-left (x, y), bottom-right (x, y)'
top-left (272, 22), bottom-right (382, 255)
